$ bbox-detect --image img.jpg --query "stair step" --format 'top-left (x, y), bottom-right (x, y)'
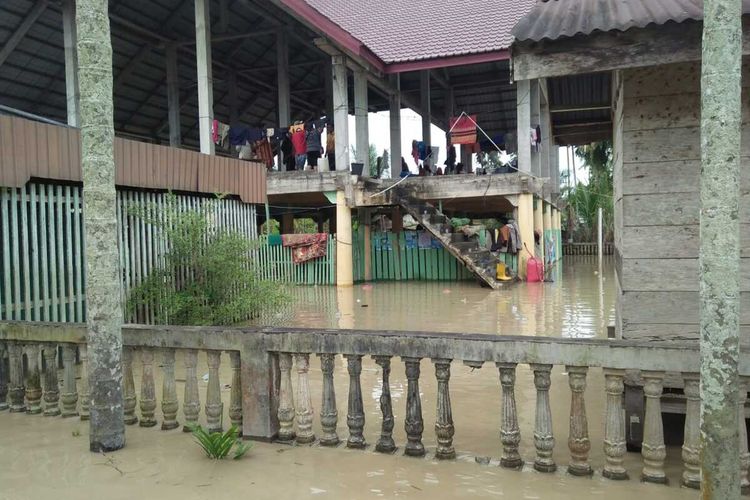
top-left (453, 241), bottom-right (479, 252)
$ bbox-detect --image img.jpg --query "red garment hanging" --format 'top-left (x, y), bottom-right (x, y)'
top-left (449, 115), bottom-right (478, 145)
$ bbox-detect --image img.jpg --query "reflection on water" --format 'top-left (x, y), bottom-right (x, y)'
top-left (257, 256), bottom-right (615, 339)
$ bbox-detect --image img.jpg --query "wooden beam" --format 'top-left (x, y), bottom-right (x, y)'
top-left (512, 21), bottom-right (750, 81)
top-left (0, 0), bottom-right (49, 68)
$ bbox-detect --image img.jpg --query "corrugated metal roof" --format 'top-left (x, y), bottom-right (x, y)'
top-left (513, 0), bottom-right (750, 42)
top-left (303, 0), bottom-right (537, 63)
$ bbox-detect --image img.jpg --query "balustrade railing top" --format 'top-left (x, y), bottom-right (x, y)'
top-left (1, 320), bottom-right (748, 491)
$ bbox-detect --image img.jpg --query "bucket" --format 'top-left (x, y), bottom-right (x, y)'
top-left (526, 256), bottom-right (544, 283)
top-left (350, 162), bottom-right (364, 176)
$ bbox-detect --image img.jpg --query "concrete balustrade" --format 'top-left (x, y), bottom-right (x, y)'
top-left (2, 321), bottom-right (750, 491)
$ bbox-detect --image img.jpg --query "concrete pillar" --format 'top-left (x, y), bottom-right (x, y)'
top-left (336, 191), bottom-right (353, 286)
top-left (277, 31), bottom-right (290, 129)
top-left (543, 202), bottom-right (552, 267)
top-left (194, 0), bottom-right (214, 155)
top-left (420, 70), bottom-right (431, 150)
top-left (517, 193), bottom-right (535, 279)
top-left (516, 79), bottom-right (531, 174)
top-left (62, 0), bottom-right (79, 127)
top-left (540, 92), bottom-right (551, 180)
top-left (354, 69), bottom-right (369, 176)
top-left (362, 209), bottom-right (372, 281)
top-left (281, 213), bottom-right (294, 235)
top-left (460, 145), bottom-right (472, 173)
top-left (533, 198), bottom-right (544, 265)
top-left (332, 56), bottom-right (350, 172)
top-left (165, 44), bottom-right (181, 147)
top-left (324, 59), bottom-right (333, 119)
top-left (389, 74), bottom-right (401, 179)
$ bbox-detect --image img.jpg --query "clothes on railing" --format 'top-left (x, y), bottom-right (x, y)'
top-left (281, 233), bottom-right (329, 264)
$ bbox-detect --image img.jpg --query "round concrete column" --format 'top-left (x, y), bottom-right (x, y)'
top-left (336, 190), bottom-right (353, 286)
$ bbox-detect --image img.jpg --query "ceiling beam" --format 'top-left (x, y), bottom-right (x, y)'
top-left (0, 0), bottom-right (49, 68)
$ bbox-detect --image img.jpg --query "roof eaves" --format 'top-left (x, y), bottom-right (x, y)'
top-left (272, 0), bottom-right (386, 73)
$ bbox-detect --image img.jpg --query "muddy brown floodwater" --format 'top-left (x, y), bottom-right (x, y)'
top-left (0, 257), bottom-right (696, 499)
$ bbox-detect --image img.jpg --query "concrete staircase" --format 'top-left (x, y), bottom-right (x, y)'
top-left (393, 191), bottom-right (509, 289)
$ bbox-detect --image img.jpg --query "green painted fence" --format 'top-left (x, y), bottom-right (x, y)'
top-left (253, 235), bottom-right (336, 285)
top-left (352, 229), bottom-right (518, 282)
top-left (0, 183), bottom-right (258, 323)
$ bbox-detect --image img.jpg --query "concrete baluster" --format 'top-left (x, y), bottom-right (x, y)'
top-left (229, 351), bottom-right (242, 431)
top-left (345, 354), bottom-right (366, 449)
top-left (78, 345), bottom-right (89, 421)
top-left (205, 350), bottom-right (223, 433)
top-left (374, 355), bottom-right (395, 453)
top-left (497, 363), bottom-right (522, 469)
top-left (739, 377), bottom-right (749, 494)
top-left (294, 353), bottom-right (315, 444)
top-left (433, 358), bottom-right (455, 459)
top-left (602, 369), bottom-right (628, 480)
top-left (24, 344), bottom-right (42, 414)
top-left (0, 344), bottom-right (8, 411)
top-left (319, 353), bottom-right (339, 446)
top-left (277, 353), bottom-right (296, 442)
top-left (403, 357), bottom-right (425, 457)
top-left (641, 371), bottom-right (667, 484)
top-left (681, 373), bottom-right (700, 488)
top-left (160, 348), bottom-right (179, 430)
top-left (182, 349), bottom-right (200, 431)
top-left (566, 366), bottom-right (592, 476)
top-left (60, 344), bottom-right (78, 417)
top-left (531, 364), bottom-right (556, 472)
top-left (122, 347), bottom-right (138, 425)
top-left (139, 348), bottom-right (157, 427)
top-left (8, 343), bottom-right (25, 413)
top-left (42, 345), bottom-right (60, 416)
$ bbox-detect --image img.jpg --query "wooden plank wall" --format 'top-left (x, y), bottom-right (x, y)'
top-left (615, 61), bottom-right (750, 341)
top-left (0, 115), bottom-right (267, 203)
top-left (0, 183), bottom-right (258, 323)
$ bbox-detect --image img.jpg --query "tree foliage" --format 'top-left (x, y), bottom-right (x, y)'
top-left (127, 195), bottom-right (289, 326)
top-left (562, 141), bottom-right (614, 242)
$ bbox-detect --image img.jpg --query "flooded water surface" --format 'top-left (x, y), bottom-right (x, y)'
top-left (0, 257), bottom-right (696, 499)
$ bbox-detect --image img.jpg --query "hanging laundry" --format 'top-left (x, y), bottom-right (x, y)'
top-left (535, 125), bottom-right (542, 146)
top-left (281, 233), bottom-right (329, 264)
top-left (212, 119), bottom-right (230, 149)
top-left (228, 127), bottom-right (264, 146)
top-left (411, 140), bottom-right (420, 167)
top-left (449, 114), bottom-right (478, 145)
top-left (253, 138), bottom-right (274, 168)
top-left (417, 141), bottom-right (428, 161)
top-left (290, 123), bottom-right (307, 155)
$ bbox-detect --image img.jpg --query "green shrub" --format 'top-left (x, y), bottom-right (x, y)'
top-left (187, 424), bottom-right (251, 460)
top-left (127, 194), bottom-right (290, 325)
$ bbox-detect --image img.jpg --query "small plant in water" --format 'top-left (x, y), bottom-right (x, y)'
top-left (187, 423), bottom-right (251, 460)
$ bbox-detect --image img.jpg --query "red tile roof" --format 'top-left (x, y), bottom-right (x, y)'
top-left (298, 0), bottom-right (537, 64)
